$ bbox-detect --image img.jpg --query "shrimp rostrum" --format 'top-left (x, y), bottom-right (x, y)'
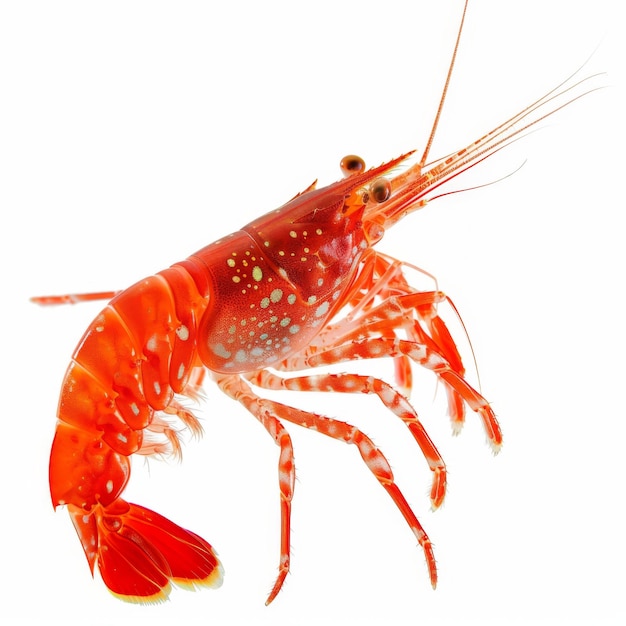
top-left (40, 0), bottom-right (600, 606)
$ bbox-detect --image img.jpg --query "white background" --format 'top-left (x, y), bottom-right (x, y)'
top-left (1, 1), bottom-right (623, 624)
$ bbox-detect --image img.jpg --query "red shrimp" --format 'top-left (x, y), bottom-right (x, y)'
top-left (36, 0), bottom-right (600, 606)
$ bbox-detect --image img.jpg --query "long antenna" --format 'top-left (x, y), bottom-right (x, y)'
top-left (419, 0), bottom-right (469, 167)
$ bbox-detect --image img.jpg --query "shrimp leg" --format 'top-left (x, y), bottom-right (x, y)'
top-left (246, 369), bottom-right (447, 510)
top-left (214, 373), bottom-right (437, 603)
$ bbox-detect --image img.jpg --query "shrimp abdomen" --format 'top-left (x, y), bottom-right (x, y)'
top-left (49, 270), bottom-right (223, 602)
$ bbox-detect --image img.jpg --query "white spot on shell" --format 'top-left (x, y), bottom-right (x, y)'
top-left (105, 480), bottom-right (113, 494)
top-left (212, 343), bottom-right (232, 359)
top-left (315, 301), bottom-right (329, 318)
top-left (177, 363), bottom-right (185, 380)
top-left (94, 314), bottom-right (105, 332)
top-left (270, 288), bottom-right (283, 303)
top-left (176, 325), bottom-right (189, 341)
top-left (146, 334), bottom-right (158, 353)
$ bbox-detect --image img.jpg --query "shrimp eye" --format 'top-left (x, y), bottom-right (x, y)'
top-left (369, 178), bottom-right (391, 203)
top-left (340, 154), bottom-right (366, 177)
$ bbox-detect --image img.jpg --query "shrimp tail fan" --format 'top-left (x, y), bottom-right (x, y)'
top-left (68, 500), bottom-right (224, 603)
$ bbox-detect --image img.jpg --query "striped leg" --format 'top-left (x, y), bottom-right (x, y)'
top-left (246, 369), bottom-right (447, 509)
top-left (350, 252), bottom-right (469, 431)
top-left (214, 372), bottom-right (438, 599)
top-left (301, 279), bottom-right (470, 433)
top-left (214, 374), bottom-right (295, 605)
top-left (287, 337), bottom-right (502, 452)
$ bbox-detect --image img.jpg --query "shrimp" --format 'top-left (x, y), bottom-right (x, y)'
top-left (35, 0), bottom-right (600, 606)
